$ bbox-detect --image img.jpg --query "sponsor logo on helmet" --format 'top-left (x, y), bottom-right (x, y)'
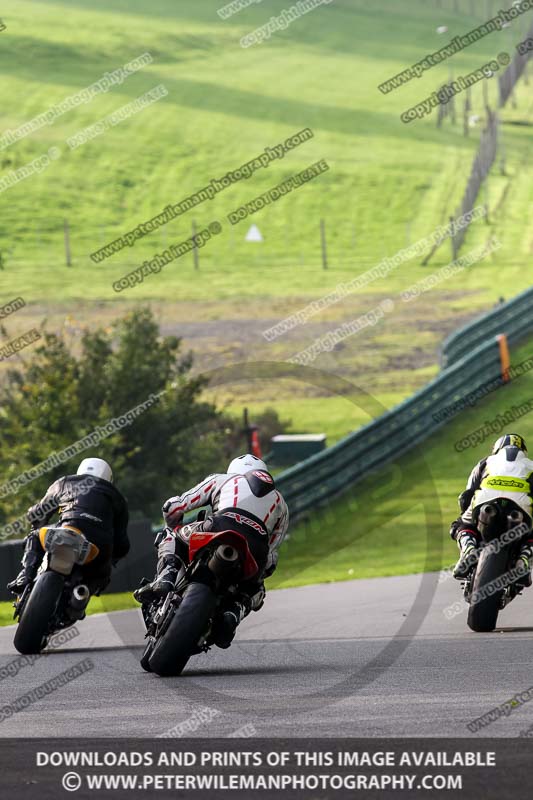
top-left (484, 477), bottom-right (529, 490)
top-left (253, 470), bottom-right (272, 482)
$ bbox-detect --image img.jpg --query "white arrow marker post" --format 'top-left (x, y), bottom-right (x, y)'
top-left (245, 224), bottom-right (263, 242)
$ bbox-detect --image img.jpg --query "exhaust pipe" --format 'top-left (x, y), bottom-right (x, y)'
top-left (507, 509), bottom-right (524, 529)
top-left (70, 584), bottom-right (90, 611)
top-left (208, 545), bottom-right (239, 577)
top-left (478, 504), bottom-right (498, 538)
top-left (479, 504), bottom-right (497, 523)
top-left (218, 545), bottom-right (239, 563)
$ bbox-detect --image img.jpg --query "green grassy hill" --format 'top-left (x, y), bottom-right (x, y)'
top-left (0, 0), bottom-right (530, 290)
top-left (3, 334), bottom-right (532, 625)
top-left (0, 0), bottom-right (531, 440)
top-left (271, 335), bottom-right (533, 588)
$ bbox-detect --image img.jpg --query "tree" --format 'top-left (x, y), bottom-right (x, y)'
top-left (0, 308), bottom-right (230, 525)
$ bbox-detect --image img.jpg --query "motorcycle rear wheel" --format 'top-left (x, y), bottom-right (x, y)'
top-left (14, 572), bottom-right (64, 654)
top-left (467, 547), bottom-right (509, 633)
top-left (148, 582), bottom-right (216, 677)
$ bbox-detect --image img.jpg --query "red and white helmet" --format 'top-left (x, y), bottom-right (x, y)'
top-left (227, 453), bottom-right (267, 475)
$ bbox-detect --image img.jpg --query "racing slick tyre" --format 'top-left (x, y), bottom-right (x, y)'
top-left (467, 547), bottom-right (509, 633)
top-left (148, 582), bottom-right (217, 677)
top-left (14, 572), bottom-right (64, 655)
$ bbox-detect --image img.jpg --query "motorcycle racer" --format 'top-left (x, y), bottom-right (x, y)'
top-left (451, 434), bottom-right (533, 584)
top-left (135, 453), bottom-right (289, 648)
top-left (7, 458), bottom-right (130, 596)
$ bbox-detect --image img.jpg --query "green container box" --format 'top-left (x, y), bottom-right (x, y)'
top-left (271, 434), bottom-right (326, 466)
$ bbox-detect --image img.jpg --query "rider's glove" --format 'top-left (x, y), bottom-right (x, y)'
top-left (517, 554), bottom-right (530, 575)
top-left (162, 498), bottom-right (184, 529)
top-left (449, 518), bottom-right (463, 541)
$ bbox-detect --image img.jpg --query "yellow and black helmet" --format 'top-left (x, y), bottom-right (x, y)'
top-left (492, 434), bottom-right (528, 455)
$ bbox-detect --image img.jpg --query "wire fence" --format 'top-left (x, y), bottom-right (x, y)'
top-left (2, 1), bottom-right (531, 275)
top-left (425, 14), bottom-right (533, 264)
top-left (499, 19), bottom-right (533, 106)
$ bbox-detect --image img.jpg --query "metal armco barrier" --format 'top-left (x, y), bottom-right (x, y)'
top-left (276, 337), bottom-right (503, 519)
top-left (441, 286), bottom-right (533, 368)
top-left (2, 289), bottom-right (532, 598)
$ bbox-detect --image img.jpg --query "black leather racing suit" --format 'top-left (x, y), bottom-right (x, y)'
top-left (27, 474), bottom-right (130, 592)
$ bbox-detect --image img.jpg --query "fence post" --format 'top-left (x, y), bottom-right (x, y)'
top-left (483, 178), bottom-right (490, 224)
top-left (192, 220), bottom-right (199, 270)
top-left (497, 334), bottom-right (511, 383)
top-left (64, 219), bottom-right (71, 266)
top-left (320, 218), bottom-right (328, 270)
top-left (463, 93), bottom-right (471, 137)
top-left (450, 216), bottom-right (457, 260)
top-left (482, 76), bottom-right (489, 112)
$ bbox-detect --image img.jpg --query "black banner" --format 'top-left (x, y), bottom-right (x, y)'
top-left (1, 738), bottom-right (532, 799)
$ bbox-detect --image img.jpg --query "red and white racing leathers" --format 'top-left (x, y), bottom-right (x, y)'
top-left (162, 470), bottom-right (289, 576)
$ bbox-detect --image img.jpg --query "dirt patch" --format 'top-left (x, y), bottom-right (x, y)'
top-left (0, 291), bottom-right (484, 401)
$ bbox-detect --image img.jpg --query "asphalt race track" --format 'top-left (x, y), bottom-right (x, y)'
top-left (1, 573), bottom-right (533, 738)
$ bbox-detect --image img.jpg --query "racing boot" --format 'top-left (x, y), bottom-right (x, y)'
top-left (514, 543), bottom-right (533, 589)
top-left (7, 531), bottom-right (43, 595)
top-left (212, 597), bottom-right (251, 650)
top-left (453, 532), bottom-right (479, 579)
top-left (134, 555), bottom-right (181, 604)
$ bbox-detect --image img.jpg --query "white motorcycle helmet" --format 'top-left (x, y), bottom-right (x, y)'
top-left (77, 457), bottom-right (113, 483)
top-left (227, 453), bottom-right (267, 475)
